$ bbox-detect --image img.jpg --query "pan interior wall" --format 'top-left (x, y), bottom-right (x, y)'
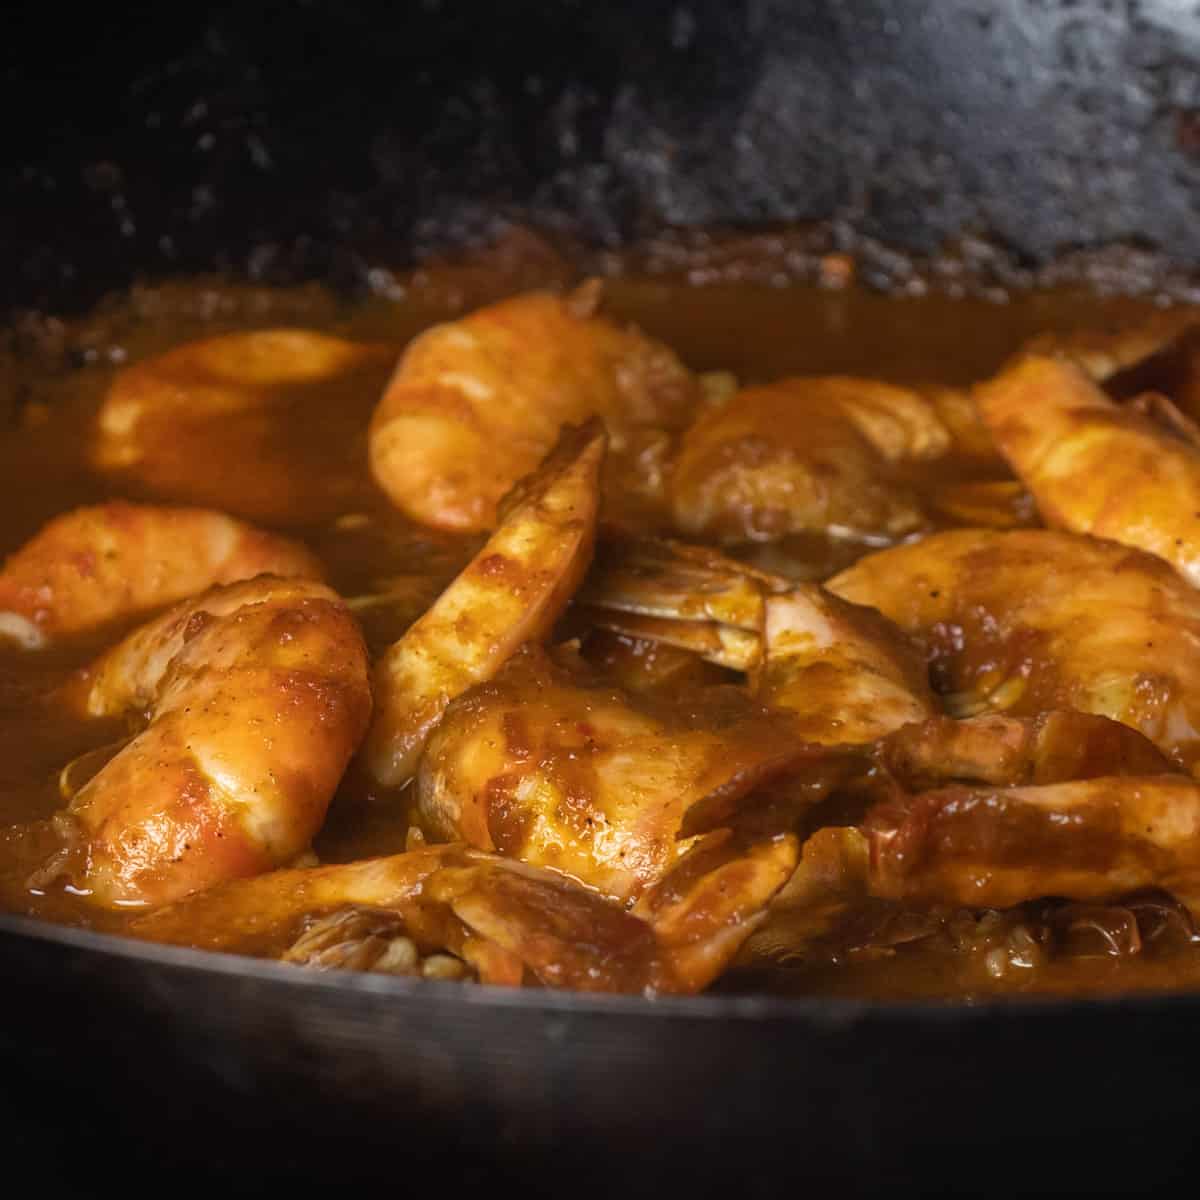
top-left (4, 1), bottom-right (1200, 311)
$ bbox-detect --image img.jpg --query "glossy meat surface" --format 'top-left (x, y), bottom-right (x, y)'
top-left (0, 501), bottom-right (321, 648)
top-left (417, 644), bottom-right (812, 901)
top-left (44, 577), bottom-right (371, 907)
top-left (829, 529), bottom-right (1200, 772)
top-left (4, 261), bottom-right (1200, 1002)
top-left (365, 420), bottom-right (606, 788)
top-left (669, 378), bottom-right (939, 543)
top-left (370, 288), bottom-right (699, 531)
top-left (977, 355), bottom-right (1200, 586)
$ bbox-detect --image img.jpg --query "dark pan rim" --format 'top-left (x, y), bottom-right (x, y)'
top-left (6, 907), bottom-right (1197, 1027)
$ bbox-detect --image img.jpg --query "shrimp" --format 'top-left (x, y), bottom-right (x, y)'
top-left (369, 285), bottom-right (700, 532)
top-left (864, 775), bottom-right (1200, 919)
top-left (668, 377), bottom-right (949, 545)
top-left (828, 529), bottom-right (1200, 772)
top-left (581, 538), bottom-right (936, 746)
top-left (975, 353), bottom-right (1200, 587)
top-left (580, 537), bottom-right (786, 672)
top-left (34, 576), bottom-right (371, 907)
top-left (0, 501), bottom-right (322, 649)
top-left (94, 330), bottom-right (396, 523)
top-left (364, 419), bottom-right (606, 789)
top-left (416, 642), bottom-right (815, 903)
top-left (1018, 309), bottom-right (1200, 387)
top-left (129, 837), bottom-right (798, 994)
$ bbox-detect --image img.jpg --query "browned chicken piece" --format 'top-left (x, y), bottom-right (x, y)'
top-left (865, 776), bottom-right (1200, 919)
top-left (853, 705), bottom-right (1199, 921)
top-left (749, 718), bottom-right (1180, 963)
top-left (877, 711), bottom-right (1177, 792)
top-left (416, 642), bottom-right (816, 903)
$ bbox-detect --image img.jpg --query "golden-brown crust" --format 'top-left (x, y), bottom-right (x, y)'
top-left (830, 529), bottom-right (1200, 772)
top-left (865, 776), bottom-right (1200, 917)
top-left (417, 643), bottom-right (819, 903)
top-left (57, 577), bottom-right (371, 907)
top-left (976, 355), bottom-right (1200, 587)
top-left (365, 420), bottom-right (606, 788)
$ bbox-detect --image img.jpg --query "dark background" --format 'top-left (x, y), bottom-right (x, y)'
top-left (5, 1), bottom-right (1200, 313)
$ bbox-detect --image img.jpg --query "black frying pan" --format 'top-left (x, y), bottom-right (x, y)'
top-left (4, 3), bottom-right (1200, 1194)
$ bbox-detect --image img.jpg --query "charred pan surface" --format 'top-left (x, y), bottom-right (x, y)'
top-left (6, 3), bottom-right (1200, 314)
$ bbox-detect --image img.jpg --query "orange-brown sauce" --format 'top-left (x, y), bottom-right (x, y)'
top-left (4, 258), bottom-right (1200, 1000)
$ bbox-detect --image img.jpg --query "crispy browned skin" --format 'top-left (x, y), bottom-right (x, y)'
top-left (364, 420), bottom-right (606, 789)
top-left (0, 502), bottom-right (322, 648)
top-left (829, 529), bottom-right (1200, 773)
top-left (130, 838), bottom-right (797, 995)
top-left (94, 330), bottom-right (396, 523)
top-left (369, 288), bottom-right (699, 532)
top-left (417, 643), bottom-right (811, 903)
top-left (865, 776), bottom-right (1200, 918)
top-left (668, 377), bottom-right (948, 544)
top-left (976, 355), bottom-right (1200, 587)
top-left (41, 577), bottom-right (372, 908)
